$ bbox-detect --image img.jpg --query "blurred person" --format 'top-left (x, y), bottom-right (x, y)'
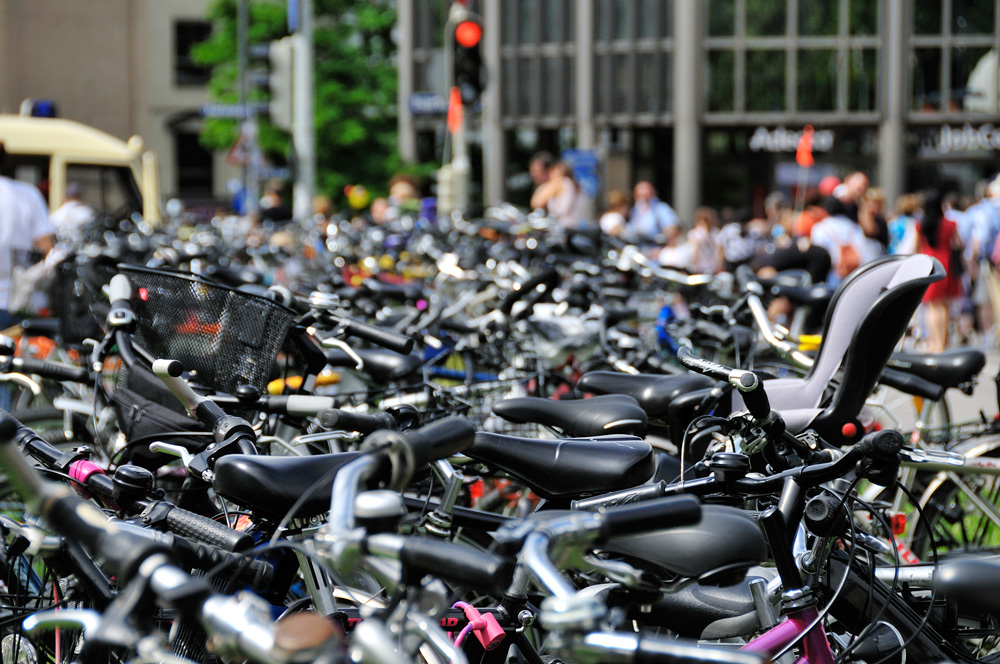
top-left (657, 225), bottom-right (694, 269)
top-left (530, 161), bottom-right (588, 230)
top-left (817, 175), bottom-right (840, 197)
top-left (720, 208), bottom-right (768, 271)
top-left (688, 206), bottom-right (721, 274)
top-left (809, 196), bottom-right (878, 285)
top-left (628, 180), bottom-right (678, 242)
top-left (0, 175), bottom-right (55, 330)
top-left (918, 190), bottom-right (964, 352)
top-left (599, 189), bottom-right (630, 237)
top-left (839, 171), bottom-right (889, 247)
top-left (888, 193), bottom-right (920, 255)
top-left (792, 190), bottom-right (828, 238)
top-left (529, 151), bottom-right (555, 187)
top-left (369, 197), bottom-right (390, 226)
top-left (49, 181), bottom-right (94, 239)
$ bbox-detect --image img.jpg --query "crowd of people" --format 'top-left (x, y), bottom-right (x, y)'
top-left (576, 168), bottom-right (1000, 353)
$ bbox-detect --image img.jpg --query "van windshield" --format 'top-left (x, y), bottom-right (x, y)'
top-left (65, 164), bottom-right (143, 220)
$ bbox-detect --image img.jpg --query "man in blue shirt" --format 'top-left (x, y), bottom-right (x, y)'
top-left (628, 181), bottom-right (678, 242)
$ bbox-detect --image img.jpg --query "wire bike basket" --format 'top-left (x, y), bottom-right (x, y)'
top-left (116, 265), bottom-right (296, 398)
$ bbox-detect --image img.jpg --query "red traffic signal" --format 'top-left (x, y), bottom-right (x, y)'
top-left (455, 20), bottom-right (482, 48)
top-left (452, 17), bottom-right (486, 105)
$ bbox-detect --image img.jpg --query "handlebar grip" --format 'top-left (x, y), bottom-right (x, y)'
top-left (676, 346), bottom-right (731, 382)
top-left (164, 506), bottom-right (253, 552)
top-left (599, 495), bottom-right (701, 540)
top-left (405, 417), bottom-right (476, 470)
top-left (341, 318), bottom-right (415, 355)
top-left (878, 368), bottom-right (945, 402)
top-left (498, 268), bottom-right (560, 315)
top-left (108, 274), bottom-right (133, 305)
top-left (855, 429), bottom-right (904, 460)
top-left (397, 537), bottom-right (514, 594)
top-left (739, 378), bottom-right (771, 421)
top-left (13, 357), bottom-right (91, 384)
top-left (319, 409), bottom-right (397, 434)
top-left (634, 636), bottom-right (766, 664)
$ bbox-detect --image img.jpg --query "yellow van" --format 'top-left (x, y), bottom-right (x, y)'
top-left (0, 114), bottom-right (161, 225)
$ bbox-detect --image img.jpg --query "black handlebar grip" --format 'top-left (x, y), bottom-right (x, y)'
top-left (855, 429), bottom-right (904, 460)
top-left (13, 358), bottom-right (91, 384)
top-left (404, 417), bottom-right (476, 470)
top-left (341, 318), bottom-right (415, 355)
top-left (163, 506), bottom-right (253, 552)
top-left (599, 495), bottom-right (702, 540)
top-left (398, 537), bottom-right (514, 594)
top-left (194, 399), bottom-right (232, 431)
top-left (739, 378), bottom-right (771, 422)
top-left (635, 637), bottom-right (766, 664)
top-left (498, 268), bottom-right (560, 315)
top-left (603, 308), bottom-right (639, 327)
top-left (734, 264), bottom-right (761, 294)
top-left (878, 368), bottom-right (945, 402)
top-left (676, 346), bottom-right (731, 382)
top-left (319, 409), bottom-right (397, 434)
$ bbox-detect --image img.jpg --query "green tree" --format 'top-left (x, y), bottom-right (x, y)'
top-left (193, 0), bottom-right (428, 206)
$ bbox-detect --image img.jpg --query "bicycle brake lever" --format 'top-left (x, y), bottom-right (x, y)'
top-left (321, 337), bottom-right (364, 370)
top-left (581, 552), bottom-right (644, 587)
top-left (899, 447), bottom-right (965, 466)
top-left (24, 609), bottom-right (102, 636)
top-left (148, 442), bottom-right (196, 467)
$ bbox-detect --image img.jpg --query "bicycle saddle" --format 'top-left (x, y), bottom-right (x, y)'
top-left (324, 348), bottom-right (423, 384)
top-left (886, 347), bottom-right (986, 391)
top-left (214, 451), bottom-right (362, 518)
top-left (491, 394), bottom-right (648, 437)
top-left (576, 372), bottom-right (716, 419)
top-left (935, 557), bottom-right (1000, 618)
top-left (466, 432), bottom-right (654, 502)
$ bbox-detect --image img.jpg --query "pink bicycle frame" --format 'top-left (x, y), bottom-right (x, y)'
top-left (740, 606), bottom-right (835, 664)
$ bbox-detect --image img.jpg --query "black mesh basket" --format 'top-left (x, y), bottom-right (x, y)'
top-left (117, 265), bottom-right (296, 397)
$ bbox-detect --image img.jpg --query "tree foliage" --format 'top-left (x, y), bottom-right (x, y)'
top-left (192, 0), bottom-right (426, 205)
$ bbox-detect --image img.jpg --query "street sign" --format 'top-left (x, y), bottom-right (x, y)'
top-left (260, 167), bottom-right (291, 180)
top-left (562, 149), bottom-right (601, 199)
top-left (408, 92), bottom-right (449, 115)
top-left (201, 103), bottom-right (268, 119)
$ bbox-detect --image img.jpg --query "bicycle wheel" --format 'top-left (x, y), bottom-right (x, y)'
top-left (867, 387), bottom-right (951, 441)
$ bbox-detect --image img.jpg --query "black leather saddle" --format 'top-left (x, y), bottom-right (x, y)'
top-left (887, 347), bottom-right (986, 390)
top-left (465, 432), bottom-right (654, 501)
top-left (491, 394), bottom-right (648, 437)
top-left (362, 279), bottom-right (425, 303)
top-left (768, 283), bottom-right (835, 309)
top-left (214, 452), bottom-right (362, 519)
top-left (577, 371), bottom-right (716, 419)
top-left (605, 504), bottom-right (767, 579)
top-left (325, 348), bottom-right (423, 384)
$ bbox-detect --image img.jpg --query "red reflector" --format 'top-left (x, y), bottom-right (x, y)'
top-left (891, 513), bottom-right (907, 536)
top-left (455, 20), bottom-right (482, 48)
top-left (138, 287), bottom-right (148, 301)
top-left (841, 422), bottom-right (857, 438)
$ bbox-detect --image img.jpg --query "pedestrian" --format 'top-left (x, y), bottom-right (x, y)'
top-left (529, 151), bottom-right (555, 188)
top-left (888, 193), bottom-right (920, 255)
top-left (49, 181), bottom-right (94, 241)
top-left (809, 196), bottom-right (878, 285)
top-left (628, 181), bottom-right (678, 242)
top-left (918, 190), bottom-right (964, 352)
top-left (599, 189), bottom-right (630, 238)
top-left (530, 161), bottom-right (588, 230)
top-left (0, 175), bottom-right (55, 330)
top-left (688, 206), bottom-right (721, 274)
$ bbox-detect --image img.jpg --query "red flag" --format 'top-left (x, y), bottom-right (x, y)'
top-left (796, 125), bottom-right (815, 167)
top-left (447, 86), bottom-right (463, 135)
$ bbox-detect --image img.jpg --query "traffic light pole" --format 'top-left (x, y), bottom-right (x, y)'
top-left (291, 0), bottom-right (315, 226)
top-left (238, 0), bottom-right (259, 218)
top-left (444, 1), bottom-right (470, 215)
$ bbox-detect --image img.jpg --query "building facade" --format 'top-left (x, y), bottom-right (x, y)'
top-left (0, 0), bottom-right (231, 206)
top-left (399, 0), bottom-right (1000, 222)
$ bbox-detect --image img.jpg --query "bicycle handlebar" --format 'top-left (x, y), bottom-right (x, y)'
top-left (676, 347), bottom-right (770, 421)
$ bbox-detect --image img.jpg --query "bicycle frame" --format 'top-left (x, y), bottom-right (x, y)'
top-left (740, 605), bottom-right (835, 664)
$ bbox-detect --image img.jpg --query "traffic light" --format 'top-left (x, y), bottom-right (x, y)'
top-left (452, 17), bottom-right (486, 105)
top-left (268, 37), bottom-right (294, 131)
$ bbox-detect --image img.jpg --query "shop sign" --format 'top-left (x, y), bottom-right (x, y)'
top-left (931, 123), bottom-right (1000, 153)
top-left (749, 126), bottom-right (835, 153)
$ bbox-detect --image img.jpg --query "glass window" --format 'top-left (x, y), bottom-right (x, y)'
top-left (542, 0), bottom-right (562, 42)
top-left (636, 51), bottom-right (661, 113)
top-left (746, 0), bottom-right (786, 36)
top-left (597, 54), bottom-right (613, 113)
top-left (565, 1), bottom-right (575, 41)
top-left (564, 56), bottom-right (576, 114)
top-left (174, 131), bottom-right (214, 198)
top-left (953, 46), bottom-right (993, 112)
top-left (65, 164), bottom-right (142, 219)
top-left (519, 0), bottom-right (538, 43)
top-left (746, 50), bottom-right (786, 111)
top-left (612, 0), bottom-right (634, 39)
top-left (799, 0), bottom-right (838, 36)
top-left (911, 47), bottom-right (942, 111)
top-left (798, 49), bottom-right (838, 111)
top-left (913, 0), bottom-right (942, 34)
top-left (542, 57), bottom-right (564, 114)
top-left (175, 20), bottom-right (212, 86)
top-left (848, 48), bottom-right (878, 111)
top-left (502, 58), bottom-right (516, 114)
top-left (850, 0), bottom-right (879, 35)
top-left (596, 0), bottom-right (611, 41)
top-left (502, 0), bottom-right (518, 44)
top-left (613, 53), bottom-right (631, 113)
top-left (953, 0), bottom-right (994, 34)
top-left (518, 57), bottom-right (535, 114)
top-left (637, 0), bottom-right (659, 39)
top-left (707, 49), bottom-right (735, 112)
top-left (663, 51), bottom-right (673, 113)
top-left (708, 0), bottom-right (736, 36)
